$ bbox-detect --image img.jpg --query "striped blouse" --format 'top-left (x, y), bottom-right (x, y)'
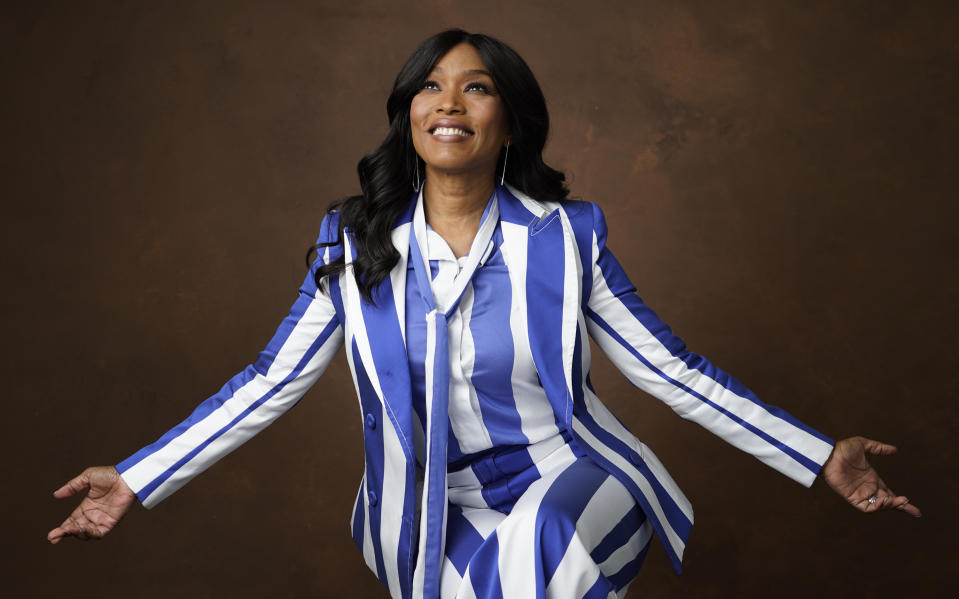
top-left (406, 190), bottom-right (560, 469)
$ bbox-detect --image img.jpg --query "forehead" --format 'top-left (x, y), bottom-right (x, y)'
top-left (431, 43), bottom-right (489, 75)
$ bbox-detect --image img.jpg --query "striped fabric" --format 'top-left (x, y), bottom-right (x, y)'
top-left (441, 434), bottom-right (652, 599)
top-left (406, 191), bottom-right (560, 469)
top-left (115, 184), bottom-right (835, 598)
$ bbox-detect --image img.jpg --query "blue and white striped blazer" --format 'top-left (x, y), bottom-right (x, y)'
top-left (117, 184), bottom-right (835, 599)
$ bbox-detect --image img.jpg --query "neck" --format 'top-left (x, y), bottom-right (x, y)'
top-left (421, 167), bottom-right (497, 258)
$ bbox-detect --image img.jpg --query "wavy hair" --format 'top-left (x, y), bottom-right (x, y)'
top-left (308, 29), bottom-right (568, 303)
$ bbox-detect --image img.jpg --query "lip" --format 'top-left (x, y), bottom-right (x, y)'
top-left (427, 118), bottom-right (474, 140)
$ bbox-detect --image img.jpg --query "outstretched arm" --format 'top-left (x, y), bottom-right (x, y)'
top-left (48, 213), bottom-right (345, 541)
top-left (47, 466), bottom-right (135, 543)
top-left (583, 202), bottom-right (834, 486)
top-left (583, 202), bottom-right (920, 517)
top-left (823, 436), bottom-right (921, 516)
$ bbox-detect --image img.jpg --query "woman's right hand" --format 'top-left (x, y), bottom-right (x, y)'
top-left (47, 466), bottom-right (136, 544)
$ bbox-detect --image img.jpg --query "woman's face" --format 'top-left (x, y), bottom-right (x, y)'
top-left (410, 43), bottom-right (510, 181)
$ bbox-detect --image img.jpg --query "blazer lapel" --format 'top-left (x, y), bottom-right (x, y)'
top-left (500, 186), bottom-right (581, 422)
top-left (342, 199), bottom-right (417, 462)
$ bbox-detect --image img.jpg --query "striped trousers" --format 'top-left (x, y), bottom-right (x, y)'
top-left (439, 433), bottom-right (653, 598)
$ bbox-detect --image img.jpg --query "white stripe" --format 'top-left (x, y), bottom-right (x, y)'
top-left (598, 520), bottom-right (653, 577)
top-left (501, 222), bottom-right (560, 444)
top-left (448, 287), bottom-right (493, 453)
top-left (381, 410), bottom-right (408, 596)
top-left (456, 570), bottom-right (480, 599)
top-left (545, 539), bottom-right (600, 598)
top-left (460, 506), bottom-right (506, 538)
top-left (588, 244), bottom-right (833, 484)
top-left (390, 223), bottom-right (410, 343)
top-left (447, 462), bottom-right (490, 510)
top-left (507, 183), bottom-right (548, 219)
top-left (575, 476), bottom-right (636, 551)
top-left (557, 208), bottom-right (581, 426)
top-left (440, 556), bottom-right (463, 599)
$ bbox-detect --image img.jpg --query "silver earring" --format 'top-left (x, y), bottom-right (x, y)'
top-left (500, 143), bottom-right (509, 186)
top-left (413, 159), bottom-right (421, 192)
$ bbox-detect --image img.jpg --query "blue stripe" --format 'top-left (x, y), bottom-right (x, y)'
top-left (468, 237), bottom-right (528, 448)
top-left (468, 531), bottom-right (504, 599)
top-left (496, 185), bottom-right (539, 226)
top-left (423, 315), bottom-right (450, 598)
top-left (586, 307), bottom-right (824, 475)
top-left (538, 460), bottom-right (611, 589)
top-left (351, 340), bottom-right (388, 586)
top-left (608, 541), bottom-right (650, 591)
top-left (582, 574), bottom-right (615, 599)
top-left (130, 316), bottom-right (339, 501)
top-left (590, 504), bottom-right (644, 564)
top-left (524, 212), bottom-right (572, 431)
top-left (359, 267), bottom-right (414, 463)
top-left (445, 504), bottom-right (487, 575)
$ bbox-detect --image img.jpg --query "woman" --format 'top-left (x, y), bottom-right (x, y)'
top-left (48, 29), bottom-right (919, 599)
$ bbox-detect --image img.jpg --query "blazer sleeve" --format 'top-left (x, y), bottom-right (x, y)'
top-left (116, 213), bottom-right (345, 507)
top-left (583, 202), bottom-right (835, 487)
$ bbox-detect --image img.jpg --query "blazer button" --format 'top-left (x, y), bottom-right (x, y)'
top-left (365, 413), bottom-right (376, 429)
top-left (628, 450), bottom-right (642, 466)
top-left (368, 489), bottom-right (378, 507)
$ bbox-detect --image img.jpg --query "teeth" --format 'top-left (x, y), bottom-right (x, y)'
top-left (433, 126), bottom-right (472, 137)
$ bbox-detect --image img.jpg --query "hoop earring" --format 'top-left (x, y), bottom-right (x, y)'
top-left (413, 158), bottom-right (421, 192)
top-left (500, 143), bottom-right (509, 186)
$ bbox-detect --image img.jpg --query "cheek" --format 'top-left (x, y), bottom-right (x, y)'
top-left (410, 96), bottom-right (429, 125)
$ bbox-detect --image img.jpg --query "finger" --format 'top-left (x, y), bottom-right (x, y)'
top-left (52, 519), bottom-right (85, 541)
top-left (53, 472), bottom-right (91, 499)
top-left (860, 438), bottom-right (898, 456)
top-left (895, 499), bottom-right (922, 518)
top-left (68, 516), bottom-right (90, 540)
top-left (69, 506), bottom-right (99, 539)
top-left (857, 487), bottom-right (891, 513)
top-left (47, 526), bottom-right (67, 544)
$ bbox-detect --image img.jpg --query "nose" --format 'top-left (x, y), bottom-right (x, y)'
top-left (436, 88), bottom-right (464, 114)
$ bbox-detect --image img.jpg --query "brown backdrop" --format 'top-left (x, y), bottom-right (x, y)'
top-left (4, 1), bottom-right (956, 597)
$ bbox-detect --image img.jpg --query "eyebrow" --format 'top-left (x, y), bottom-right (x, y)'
top-left (431, 66), bottom-right (493, 77)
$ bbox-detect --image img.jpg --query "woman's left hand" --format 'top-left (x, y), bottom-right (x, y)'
top-left (822, 436), bottom-right (921, 517)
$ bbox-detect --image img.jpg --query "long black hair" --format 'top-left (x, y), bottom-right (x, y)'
top-left (308, 29), bottom-right (568, 303)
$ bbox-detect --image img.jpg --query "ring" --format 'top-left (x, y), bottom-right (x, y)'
top-left (868, 494), bottom-right (878, 505)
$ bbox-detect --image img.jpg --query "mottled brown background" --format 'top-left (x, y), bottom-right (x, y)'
top-left (3, 0), bottom-right (956, 597)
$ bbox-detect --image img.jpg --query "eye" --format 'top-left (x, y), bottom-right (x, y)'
top-left (465, 81), bottom-right (491, 93)
top-left (422, 79), bottom-right (440, 91)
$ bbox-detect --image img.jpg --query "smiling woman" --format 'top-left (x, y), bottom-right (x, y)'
top-left (48, 29), bottom-right (919, 599)
top-left (410, 44), bottom-right (510, 185)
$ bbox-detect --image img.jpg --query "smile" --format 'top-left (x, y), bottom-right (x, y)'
top-left (431, 126), bottom-right (474, 137)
